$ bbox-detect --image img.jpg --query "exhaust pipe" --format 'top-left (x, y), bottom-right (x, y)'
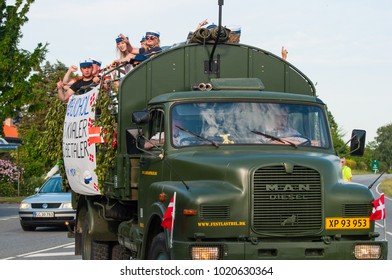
top-left (198, 83), bottom-right (206, 91)
top-left (205, 83), bottom-right (212, 91)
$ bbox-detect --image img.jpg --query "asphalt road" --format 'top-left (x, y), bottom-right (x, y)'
top-left (0, 174), bottom-right (390, 260)
top-left (0, 203), bottom-right (80, 260)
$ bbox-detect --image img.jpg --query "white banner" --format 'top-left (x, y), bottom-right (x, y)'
top-left (62, 86), bottom-right (101, 195)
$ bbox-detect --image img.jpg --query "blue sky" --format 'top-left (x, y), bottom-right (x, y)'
top-left (18, 0), bottom-right (392, 143)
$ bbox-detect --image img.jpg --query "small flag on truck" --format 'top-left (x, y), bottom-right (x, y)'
top-left (369, 193), bottom-right (386, 220)
top-left (161, 192), bottom-right (176, 231)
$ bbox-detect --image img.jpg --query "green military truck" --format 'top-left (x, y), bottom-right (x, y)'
top-left (64, 17), bottom-right (387, 260)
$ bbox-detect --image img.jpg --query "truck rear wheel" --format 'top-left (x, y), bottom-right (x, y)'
top-left (148, 232), bottom-right (170, 260)
top-left (111, 243), bottom-right (132, 260)
top-left (82, 214), bottom-right (109, 260)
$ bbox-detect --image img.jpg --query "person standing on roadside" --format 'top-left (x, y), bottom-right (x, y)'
top-left (341, 157), bottom-right (352, 182)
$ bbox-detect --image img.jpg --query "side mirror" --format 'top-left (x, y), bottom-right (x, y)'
top-left (34, 187), bottom-right (40, 193)
top-left (132, 111), bottom-right (149, 125)
top-left (350, 129), bottom-right (366, 156)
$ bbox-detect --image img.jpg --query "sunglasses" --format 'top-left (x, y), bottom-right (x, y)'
top-left (145, 36), bottom-right (156, 40)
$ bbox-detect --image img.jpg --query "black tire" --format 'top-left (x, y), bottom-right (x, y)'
top-left (75, 230), bottom-right (82, 255)
top-left (82, 214), bottom-right (109, 260)
top-left (111, 243), bottom-right (131, 260)
top-left (20, 223), bottom-right (36, 231)
top-left (148, 232), bottom-right (170, 260)
top-left (91, 240), bottom-right (110, 260)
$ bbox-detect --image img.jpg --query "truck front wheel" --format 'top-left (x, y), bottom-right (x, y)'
top-left (148, 232), bottom-right (170, 260)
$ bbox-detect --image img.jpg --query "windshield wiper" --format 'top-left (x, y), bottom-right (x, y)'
top-left (175, 125), bottom-right (219, 148)
top-left (251, 130), bottom-right (297, 148)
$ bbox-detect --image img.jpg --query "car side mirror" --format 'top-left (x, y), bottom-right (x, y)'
top-left (350, 129), bottom-right (366, 156)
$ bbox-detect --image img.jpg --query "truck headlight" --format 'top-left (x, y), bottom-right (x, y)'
top-left (191, 246), bottom-right (221, 260)
top-left (354, 244), bottom-right (382, 259)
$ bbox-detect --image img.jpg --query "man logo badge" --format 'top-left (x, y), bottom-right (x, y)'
top-left (281, 214), bottom-right (297, 226)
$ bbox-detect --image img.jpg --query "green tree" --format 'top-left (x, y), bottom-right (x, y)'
top-left (326, 109), bottom-right (346, 154)
top-left (374, 123), bottom-right (392, 170)
top-left (0, 0), bottom-right (47, 134)
top-left (17, 61), bottom-right (68, 178)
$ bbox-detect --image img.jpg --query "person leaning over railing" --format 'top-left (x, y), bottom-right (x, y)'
top-left (123, 30), bottom-right (162, 63)
top-left (57, 59), bottom-right (96, 102)
top-left (111, 34), bottom-right (134, 75)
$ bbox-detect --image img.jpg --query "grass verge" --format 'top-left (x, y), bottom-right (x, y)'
top-left (0, 196), bottom-right (25, 204)
top-left (380, 178), bottom-right (392, 197)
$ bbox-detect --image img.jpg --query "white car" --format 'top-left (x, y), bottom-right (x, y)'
top-left (19, 174), bottom-right (76, 231)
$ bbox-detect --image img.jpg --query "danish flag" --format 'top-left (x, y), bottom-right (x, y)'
top-left (87, 126), bottom-right (104, 146)
top-left (161, 192), bottom-right (176, 231)
top-left (369, 193), bottom-right (386, 221)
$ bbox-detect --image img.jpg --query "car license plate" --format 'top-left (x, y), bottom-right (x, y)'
top-left (325, 217), bottom-right (370, 229)
top-left (34, 211), bottom-right (54, 218)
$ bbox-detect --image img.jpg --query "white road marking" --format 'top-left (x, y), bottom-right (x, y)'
top-left (24, 252), bottom-right (75, 258)
top-left (0, 215), bottom-right (19, 221)
top-left (16, 242), bottom-right (75, 258)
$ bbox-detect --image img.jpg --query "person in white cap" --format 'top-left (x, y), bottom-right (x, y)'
top-left (112, 34), bottom-right (134, 74)
top-left (120, 30), bottom-right (162, 63)
top-left (143, 30), bottom-right (162, 56)
top-left (90, 58), bottom-right (102, 76)
top-left (57, 59), bottom-right (95, 101)
top-left (62, 58), bottom-right (102, 90)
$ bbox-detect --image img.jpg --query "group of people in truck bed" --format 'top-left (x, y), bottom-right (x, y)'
top-left (56, 19), bottom-right (286, 103)
top-left (56, 29), bottom-right (162, 102)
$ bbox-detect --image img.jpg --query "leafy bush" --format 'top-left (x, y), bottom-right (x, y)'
top-left (346, 159), bottom-right (356, 169)
top-left (0, 181), bottom-right (17, 196)
top-left (20, 176), bottom-right (45, 196)
top-left (357, 162), bottom-right (368, 170)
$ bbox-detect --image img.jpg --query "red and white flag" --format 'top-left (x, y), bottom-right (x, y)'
top-left (369, 193), bottom-right (386, 221)
top-left (88, 126), bottom-right (104, 146)
top-left (161, 192), bottom-right (176, 231)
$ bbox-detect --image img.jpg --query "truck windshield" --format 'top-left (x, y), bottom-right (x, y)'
top-left (171, 102), bottom-right (330, 148)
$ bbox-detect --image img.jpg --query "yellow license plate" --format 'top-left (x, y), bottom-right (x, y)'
top-left (325, 217), bottom-right (370, 229)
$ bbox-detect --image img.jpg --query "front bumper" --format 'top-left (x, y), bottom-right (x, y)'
top-left (19, 210), bottom-right (76, 227)
top-left (171, 239), bottom-right (388, 260)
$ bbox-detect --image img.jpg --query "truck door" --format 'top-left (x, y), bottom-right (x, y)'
top-left (139, 109), bottom-right (165, 194)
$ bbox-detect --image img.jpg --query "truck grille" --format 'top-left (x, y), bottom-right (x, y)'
top-left (343, 204), bottom-right (372, 217)
top-left (252, 165), bottom-right (322, 235)
top-left (200, 205), bottom-right (230, 220)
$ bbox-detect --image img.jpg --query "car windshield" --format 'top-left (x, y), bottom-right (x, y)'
top-left (171, 102), bottom-right (330, 148)
top-left (40, 177), bottom-right (63, 193)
